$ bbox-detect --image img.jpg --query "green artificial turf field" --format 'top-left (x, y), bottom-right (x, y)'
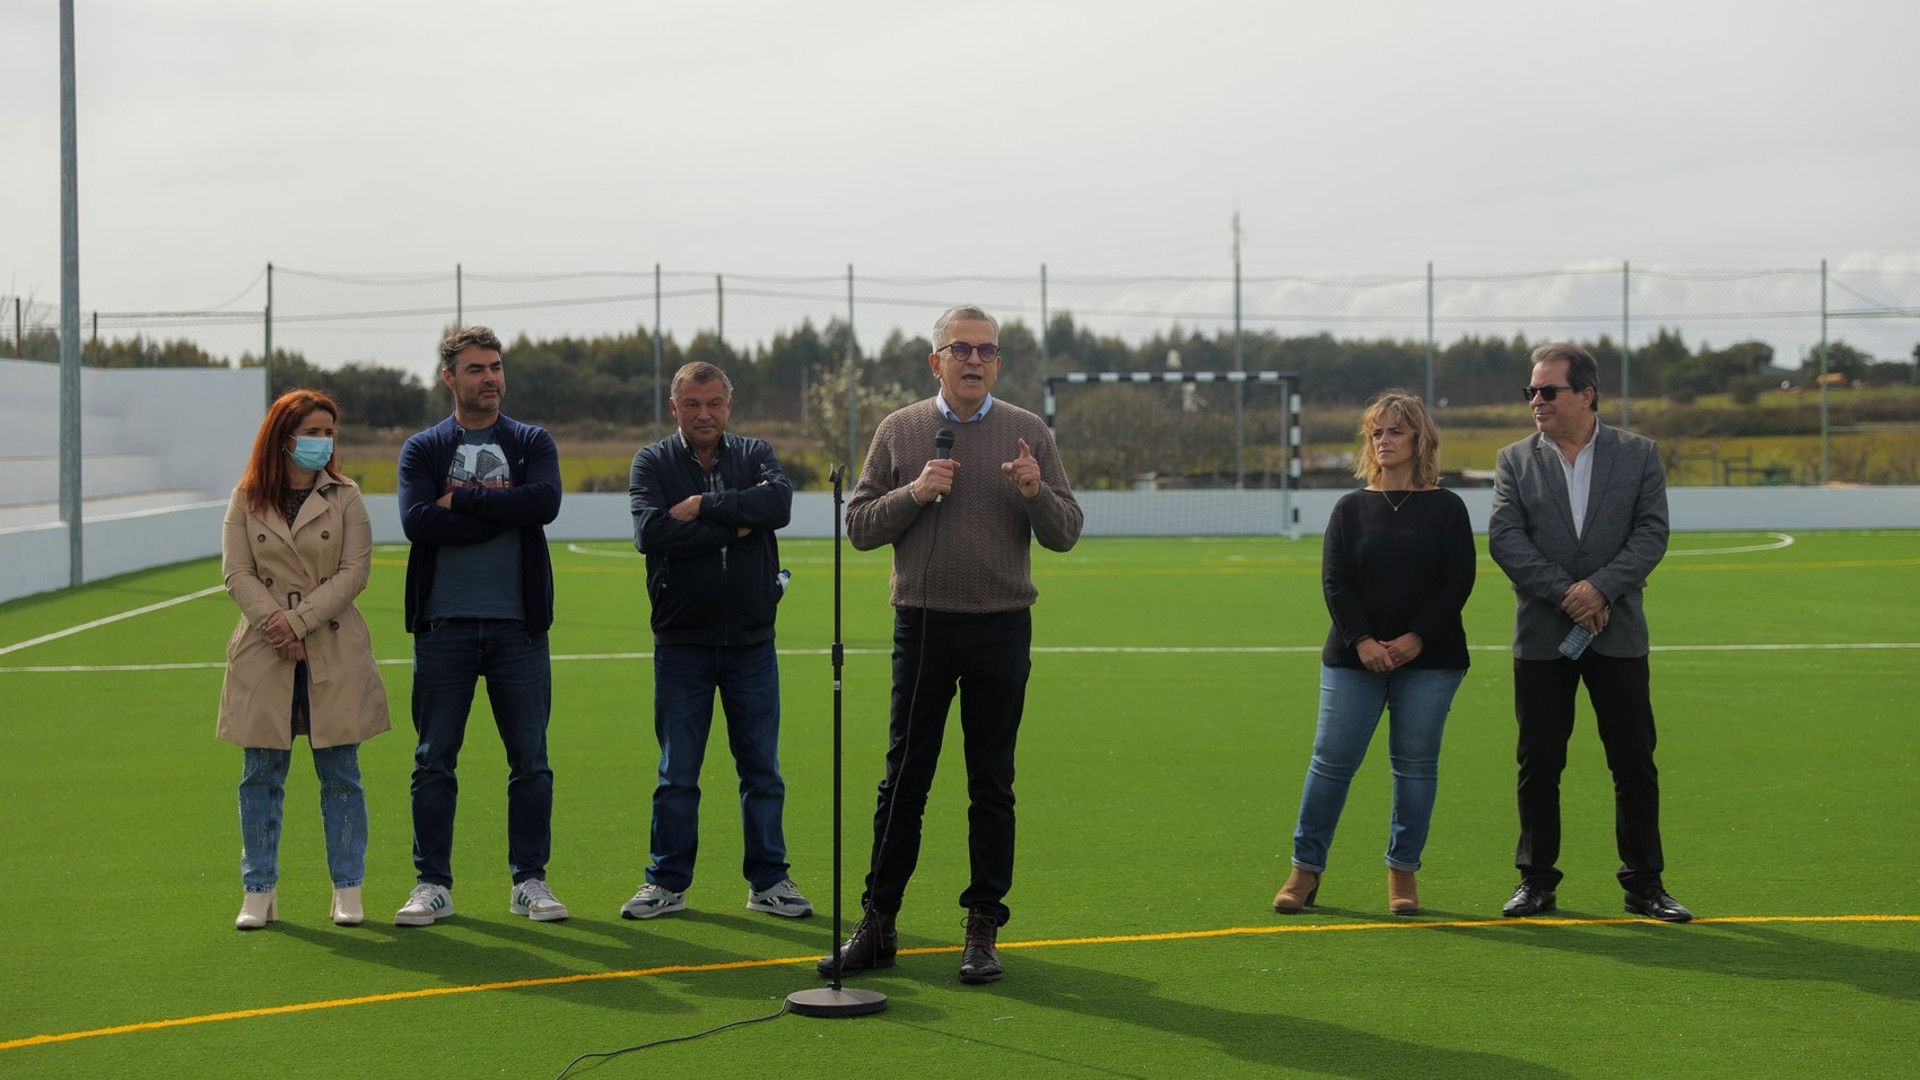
top-left (2, 530), bottom-right (1916, 1078)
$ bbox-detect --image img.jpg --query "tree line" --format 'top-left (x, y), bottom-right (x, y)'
top-left (8, 317), bottom-right (1914, 431)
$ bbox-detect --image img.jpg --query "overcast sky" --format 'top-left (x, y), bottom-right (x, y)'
top-left (4, 0), bottom-right (1916, 374)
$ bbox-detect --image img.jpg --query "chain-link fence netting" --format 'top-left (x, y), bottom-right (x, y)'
top-left (6, 261), bottom-right (1915, 485)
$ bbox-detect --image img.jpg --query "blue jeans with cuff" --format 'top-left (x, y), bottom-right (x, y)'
top-left (239, 743), bottom-right (367, 892)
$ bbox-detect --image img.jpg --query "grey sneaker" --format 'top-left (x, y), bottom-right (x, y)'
top-left (747, 878), bottom-right (813, 918)
top-left (394, 883), bottom-right (454, 926)
top-left (620, 883), bottom-right (687, 920)
top-left (509, 879), bottom-right (570, 922)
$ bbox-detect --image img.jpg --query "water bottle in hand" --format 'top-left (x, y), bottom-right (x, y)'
top-left (1558, 623), bottom-right (1592, 660)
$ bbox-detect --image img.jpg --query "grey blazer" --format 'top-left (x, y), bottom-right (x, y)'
top-left (1488, 422), bottom-right (1669, 660)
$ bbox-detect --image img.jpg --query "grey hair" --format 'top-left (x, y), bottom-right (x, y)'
top-left (670, 361), bottom-right (734, 398)
top-left (933, 305), bottom-right (999, 346)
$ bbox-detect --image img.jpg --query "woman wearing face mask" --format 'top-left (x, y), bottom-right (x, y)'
top-left (218, 389), bottom-right (390, 929)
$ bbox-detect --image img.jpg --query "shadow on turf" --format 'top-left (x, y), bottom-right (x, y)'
top-left (269, 906), bottom-right (842, 1018)
top-left (1462, 917), bottom-right (1920, 1002)
top-left (966, 952), bottom-right (1576, 1079)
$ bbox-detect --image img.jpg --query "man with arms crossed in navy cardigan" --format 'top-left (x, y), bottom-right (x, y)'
top-left (1490, 342), bottom-right (1692, 924)
top-left (393, 326), bottom-right (567, 927)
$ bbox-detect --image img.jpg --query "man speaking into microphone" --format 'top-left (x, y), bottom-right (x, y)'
top-left (824, 304), bottom-right (1082, 985)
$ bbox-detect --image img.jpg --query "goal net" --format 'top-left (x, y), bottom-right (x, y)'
top-left (1042, 370), bottom-right (1301, 538)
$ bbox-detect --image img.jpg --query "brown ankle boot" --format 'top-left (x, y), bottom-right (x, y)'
top-left (959, 908), bottom-right (1003, 984)
top-left (1272, 868), bottom-right (1320, 913)
top-left (1388, 868), bottom-right (1419, 915)
top-left (816, 908), bottom-right (897, 978)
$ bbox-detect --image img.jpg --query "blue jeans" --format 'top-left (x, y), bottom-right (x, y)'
top-left (409, 618), bottom-right (553, 888)
top-left (1290, 665), bottom-right (1466, 874)
top-left (648, 640), bottom-right (789, 892)
top-left (239, 744), bottom-right (367, 892)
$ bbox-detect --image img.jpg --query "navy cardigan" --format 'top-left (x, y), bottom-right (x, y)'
top-left (398, 413), bottom-right (562, 634)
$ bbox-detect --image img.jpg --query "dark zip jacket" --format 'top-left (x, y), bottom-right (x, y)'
top-left (629, 431), bottom-right (791, 646)
top-left (398, 413), bottom-right (561, 634)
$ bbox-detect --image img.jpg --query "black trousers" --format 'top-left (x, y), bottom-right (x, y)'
top-left (1513, 653), bottom-right (1665, 894)
top-left (863, 607), bottom-right (1032, 926)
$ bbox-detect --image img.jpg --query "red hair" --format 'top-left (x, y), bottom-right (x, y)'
top-left (238, 389), bottom-right (342, 515)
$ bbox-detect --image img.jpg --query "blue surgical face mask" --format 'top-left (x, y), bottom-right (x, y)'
top-left (288, 436), bottom-right (333, 472)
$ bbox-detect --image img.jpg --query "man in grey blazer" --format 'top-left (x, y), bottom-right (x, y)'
top-left (1488, 342), bottom-right (1692, 923)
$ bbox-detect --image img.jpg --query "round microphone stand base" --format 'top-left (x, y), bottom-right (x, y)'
top-left (785, 986), bottom-right (888, 1018)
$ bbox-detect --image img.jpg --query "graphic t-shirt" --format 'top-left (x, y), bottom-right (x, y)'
top-left (425, 427), bottom-right (525, 621)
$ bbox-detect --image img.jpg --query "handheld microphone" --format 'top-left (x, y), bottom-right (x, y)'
top-left (932, 428), bottom-right (955, 504)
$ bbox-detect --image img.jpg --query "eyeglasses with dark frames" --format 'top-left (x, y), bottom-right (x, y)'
top-left (1522, 384), bottom-right (1580, 402)
top-left (939, 341), bottom-right (1002, 363)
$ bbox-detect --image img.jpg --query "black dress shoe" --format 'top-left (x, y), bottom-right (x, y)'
top-left (1501, 882), bottom-right (1557, 917)
top-left (958, 909), bottom-right (1003, 984)
top-left (1624, 890), bottom-right (1693, 923)
top-left (816, 908), bottom-right (897, 978)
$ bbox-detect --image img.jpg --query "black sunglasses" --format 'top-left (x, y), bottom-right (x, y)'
top-left (1522, 384), bottom-right (1581, 402)
top-left (939, 341), bottom-right (1002, 363)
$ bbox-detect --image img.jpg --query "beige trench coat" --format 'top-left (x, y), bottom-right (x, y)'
top-left (216, 475), bottom-right (391, 749)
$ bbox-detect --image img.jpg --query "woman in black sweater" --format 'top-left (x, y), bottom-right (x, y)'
top-left (1273, 390), bottom-right (1477, 916)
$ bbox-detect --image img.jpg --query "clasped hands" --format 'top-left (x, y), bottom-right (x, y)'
top-left (912, 438), bottom-right (1042, 504)
top-left (261, 610), bottom-right (306, 662)
top-left (1355, 633), bottom-right (1422, 673)
top-left (1560, 579), bottom-right (1610, 635)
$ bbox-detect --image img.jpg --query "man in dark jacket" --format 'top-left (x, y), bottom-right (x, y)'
top-left (620, 361), bottom-right (809, 921)
top-left (394, 326), bottom-right (566, 927)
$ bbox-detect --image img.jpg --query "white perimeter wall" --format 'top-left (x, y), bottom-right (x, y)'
top-left (5, 485), bottom-right (1917, 605)
top-left (0, 358), bottom-right (264, 506)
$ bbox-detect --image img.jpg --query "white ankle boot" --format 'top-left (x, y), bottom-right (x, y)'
top-left (236, 890), bottom-right (277, 930)
top-left (332, 886), bottom-right (364, 926)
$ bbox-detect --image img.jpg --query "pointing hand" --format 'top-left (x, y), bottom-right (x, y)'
top-left (1002, 437), bottom-right (1041, 499)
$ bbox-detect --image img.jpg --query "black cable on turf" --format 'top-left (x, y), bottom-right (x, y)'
top-left (553, 1005), bottom-right (788, 1079)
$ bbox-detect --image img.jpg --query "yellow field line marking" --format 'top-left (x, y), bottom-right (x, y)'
top-left (4, 913), bottom-right (1914, 1053)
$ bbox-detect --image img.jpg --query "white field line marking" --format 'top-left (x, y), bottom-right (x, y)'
top-left (4, 640), bottom-right (1917, 674)
top-left (0, 585), bottom-right (226, 658)
top-left (1667, 532), bottom-right (1795, 557)
top-left (565, 542), bottom-right (638, 558)
top-left (563, 535), bottom-right (1816, 564)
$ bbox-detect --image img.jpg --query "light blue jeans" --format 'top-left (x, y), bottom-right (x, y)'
top-left (239, 744), bottom-right (367, 893)
top-left (1289, 665), bottom-right (1466, 874)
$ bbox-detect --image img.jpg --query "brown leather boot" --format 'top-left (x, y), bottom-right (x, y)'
top-left (958, 909), bottom-right (1003, 984)
top-left (1272, 868), bottom-right (1320, 913)
top-left (1388, 868), bottom-right (1420, 915)
top-left (816, 908), bottom-right (897, 978)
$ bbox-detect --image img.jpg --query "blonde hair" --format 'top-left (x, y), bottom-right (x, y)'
top-left (1352, 389), bottom-right (1441, 488)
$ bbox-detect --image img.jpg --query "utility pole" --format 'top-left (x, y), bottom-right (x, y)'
top-left (1232, 211), bottom-right (1245, 489)
top-left (1039, 263), bottom-right (1049, 381)
top-left (846, 264), bottom-right (857, 472)
top-left (1621, 261), bottom-right (1632, 430)
top-left (264, 261), bottom-right (274, 406)
top-left (652, 263), bottom-right (663, 426)
top-left (59, 0), bottom-right (84, 586)
top-left (1425, 261), bottom-right (1434, 405)
top-left (1819, 258), bottom-right (1829, 484)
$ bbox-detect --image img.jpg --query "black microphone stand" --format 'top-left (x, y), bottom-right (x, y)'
top-left (787, 463), bottom-right (886, 1018)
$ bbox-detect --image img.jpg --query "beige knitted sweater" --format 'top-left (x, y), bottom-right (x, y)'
top-left (846, 398), bottom-right (1083, 613)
